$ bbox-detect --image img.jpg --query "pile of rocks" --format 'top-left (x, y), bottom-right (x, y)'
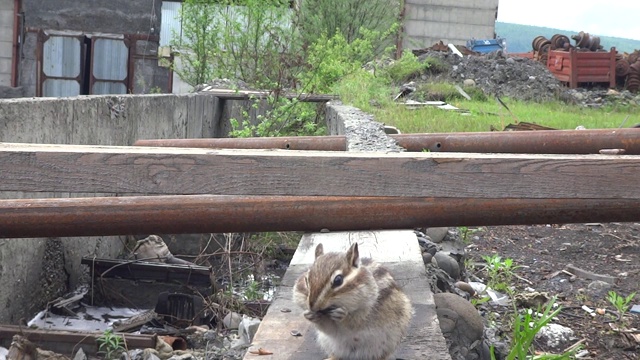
top-left (414, 49), bottom-right (640, 106)
top-left (417, 50), bottom-right (562, 102)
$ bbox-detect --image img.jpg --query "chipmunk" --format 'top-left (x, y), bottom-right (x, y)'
top-left (293, 242), bottom-right (413, 360)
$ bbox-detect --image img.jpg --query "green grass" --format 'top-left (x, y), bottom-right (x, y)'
top-left (333, 70), bottom-right (640, 133)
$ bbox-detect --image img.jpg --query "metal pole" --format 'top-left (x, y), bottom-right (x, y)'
top-left (133, 129), bottom-right (640, 154)
top-left (1, 195), bottom-right (639, 238)
top-left (134, 136), bottom-right (347, 151)
top-left (394, 129), bottom-right (640, 154)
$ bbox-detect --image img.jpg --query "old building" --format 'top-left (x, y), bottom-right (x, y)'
top-left (1, 0), bottom-right (171, 97)
top-left (402, 0), bottom-right (499, 49)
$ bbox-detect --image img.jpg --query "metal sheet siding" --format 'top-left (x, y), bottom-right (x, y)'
top-left (161, 1), bottom-right (182, 46)
top-left (93, 38), bottom-right (128, 81)
top-left (42, 36), bottom-right (81, 78)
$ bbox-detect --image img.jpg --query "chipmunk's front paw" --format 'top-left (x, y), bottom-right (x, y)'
top-left (327, 306), bottom-right (348, 321)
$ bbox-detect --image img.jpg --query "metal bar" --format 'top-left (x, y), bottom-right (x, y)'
top-left (0, 325), bottom-right (155, 349)
top-left (80, 257), bottom-right (211, 286)
top-left (134, 136), bottom-right (347, 151)
top-left (133, 129), bottom-right (640, 154)
top-left (1, 195), bottom-right (639, 238)
top-left (393, 129), bottom-right (640, 154)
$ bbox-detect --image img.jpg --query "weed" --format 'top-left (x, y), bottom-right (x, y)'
top-left (471, 295), bottom-right (491, 307)
top-left (495, 296), bottom-right (579, 360)
top-left (459, 226), bottom-right (483, 244)
top-left (244, 280), bottom-right (264, 301)
top-left (382, 51), bottom-right (430, 83)
top-left (482, 254), bottom-right (517, 292)
top-left (607, 290), bottom-right (636, 319)
top-left (96, 329), bottom-right (125, 360)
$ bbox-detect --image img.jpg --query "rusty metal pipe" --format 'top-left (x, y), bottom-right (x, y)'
top-left (1, 195), bottom-right (639, 238)
top-left (134, 129), bottom-right (640, 154)
top-left (0, 325), bottom-right (155, 351)
top-left (134, 136), bottom-right (347, 151)
top-left (394, 129), bottom-right (640, 154)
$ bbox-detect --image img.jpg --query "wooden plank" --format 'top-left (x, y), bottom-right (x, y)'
top-left (244, 231), bottom-right (451, 360)
top-left (2, 143), bottom-right (640, 199)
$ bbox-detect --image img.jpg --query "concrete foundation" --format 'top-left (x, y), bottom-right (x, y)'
top-left (325, 101), bottom-right (403, 152)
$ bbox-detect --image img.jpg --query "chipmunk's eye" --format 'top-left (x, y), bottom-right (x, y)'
top-left (332, 274), bottom-right (343, 288)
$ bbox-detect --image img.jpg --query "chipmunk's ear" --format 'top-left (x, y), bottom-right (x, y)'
top-left (346, 242), bottom-right (359, 268)
top-left (314, 243), bottom-right (324, 259)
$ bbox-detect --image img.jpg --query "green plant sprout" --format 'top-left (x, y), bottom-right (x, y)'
top-left (96, 329), bottom-right (125, 360)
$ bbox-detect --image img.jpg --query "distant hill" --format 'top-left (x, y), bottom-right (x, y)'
top-left (495, 22), bottom-right (640, 54)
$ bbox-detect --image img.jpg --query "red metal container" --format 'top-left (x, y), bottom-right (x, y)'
top-left (547, 47), bottom-right (616, 88)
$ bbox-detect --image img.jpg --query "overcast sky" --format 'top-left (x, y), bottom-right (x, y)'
top-left (497, 0), bottom-right (640, 41)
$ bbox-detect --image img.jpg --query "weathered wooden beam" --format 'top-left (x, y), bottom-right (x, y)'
top-left (244, 231), bottom-right (451, 360)
top-left (1, 195), bottom-right (639, 238)
top-left (1, 143), bottom-right (640, 199)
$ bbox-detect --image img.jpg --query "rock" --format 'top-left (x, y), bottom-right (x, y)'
top-left (432, 251), bottom-right (460, 279)
top-left (514, 292), bottom-right (549, 309)
top-left (434, 293), bottom-right (485, 360)
top-left (167, 354), bottom-right (194, 360)
top-left (239, 315), bottom-right (261, 344)
top-left (223, 311), bottom-right (242, 330)
top-left (73, 348), bottom-right (87, 360)
top-left (535, 323), bottom-right (575, 349)
top-left (455, 281), bottom-right (476, 297)
top-left (155, 337), bottom-right (174, 359)
top-left (462, 79), bottom-right (476, 87)
top-left (422, 252), bottom-right (433, 264)
top-left (587, 280), bottom-right (613, 299)
top-left (426, 227), bottom-right (449, 243)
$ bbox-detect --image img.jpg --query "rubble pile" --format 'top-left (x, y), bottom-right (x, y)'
top-left (416, 50), bottom-right (563, 102)
top-left (410, 47), bottom-right (640, 106)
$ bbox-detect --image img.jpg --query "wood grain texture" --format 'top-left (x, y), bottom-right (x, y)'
top-left (244, 231), bottom-right (451, 360)
top-left (2, 143), bottom-right (640, 198)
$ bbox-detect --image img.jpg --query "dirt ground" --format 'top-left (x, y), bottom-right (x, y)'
top-left (469, 222), bottom-right (640, 359)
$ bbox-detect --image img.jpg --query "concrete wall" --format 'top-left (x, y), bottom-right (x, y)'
top-left (403, 0), bottom-right (499, 49)
top-left (0, 92), bottom-right (227, 323)
top-left (325, 101), bottom-right (403, 152)
top-left (0, 0), bottom-right (13, 87)
top-left (22, 0), bottom-right (161, 36)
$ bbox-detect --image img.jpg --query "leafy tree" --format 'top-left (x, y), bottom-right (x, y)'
top-left (171, 0), bottom-right (220, 86)
top-left (296, 0), bottom-right (401, 48)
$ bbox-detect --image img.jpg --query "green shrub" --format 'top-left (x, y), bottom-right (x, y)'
top-left (382, 51), bottom-right (430, 83)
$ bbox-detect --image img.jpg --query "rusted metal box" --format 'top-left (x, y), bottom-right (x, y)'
top-left (547, 47), bottom-right (616, 88)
